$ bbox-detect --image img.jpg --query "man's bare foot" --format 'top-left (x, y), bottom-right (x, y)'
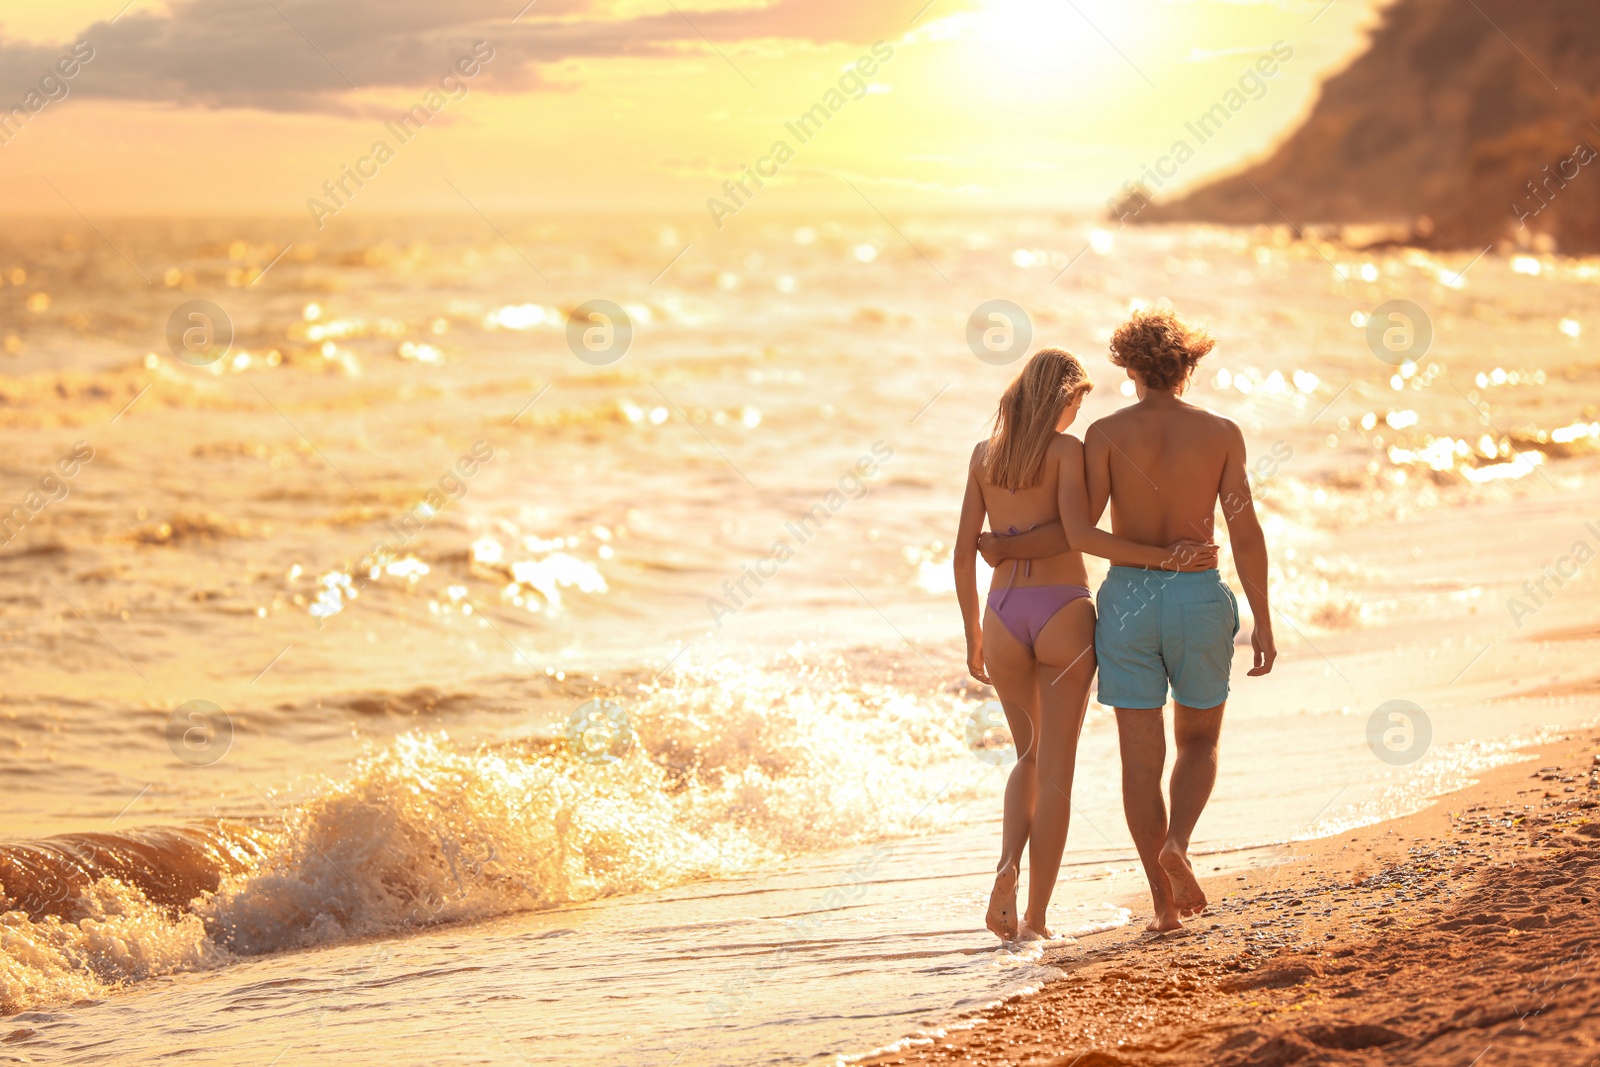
top-left (1159, 840), bottom-right (1207, 917)
top-left (986, 866), bottom-right (1019, 939)
top-left (1144, 857), bottom-right (1183, 931)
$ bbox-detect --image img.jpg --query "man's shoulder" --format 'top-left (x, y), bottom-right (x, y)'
top-left (1166, 401), bottom-right (1242, 437)
top-left (1084, 410), bottom-right (1134, 439)
top-left (1190, 404), bottom-right (1245, 440)
top-left (1176, 407), bottom-right (1247, 469)
top-left (1089, 403), bottom-right (1240, 437)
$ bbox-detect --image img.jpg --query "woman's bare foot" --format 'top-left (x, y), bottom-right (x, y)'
top-left (986, 866), bottom-right (1020, 939)
top-left (1158, 840), bottom-right (1207, 917)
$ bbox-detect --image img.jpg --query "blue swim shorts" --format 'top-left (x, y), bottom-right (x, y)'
top-left (1094, 567), bottom-right (1241, 711)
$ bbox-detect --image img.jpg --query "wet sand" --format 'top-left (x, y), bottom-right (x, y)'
top-left (860, 734), bottom-right (1600, 1067)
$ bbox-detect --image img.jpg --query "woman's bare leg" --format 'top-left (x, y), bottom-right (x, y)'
top-left (1019, 598), bottom-right (1095, 938)
top-left (981, 608), bottom-right (1039, 940)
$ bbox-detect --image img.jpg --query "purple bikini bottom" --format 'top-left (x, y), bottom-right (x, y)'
top-left (987, 583), bottom-right (1091, 655)
top-left (984, 524), bottom-right (1090, 654)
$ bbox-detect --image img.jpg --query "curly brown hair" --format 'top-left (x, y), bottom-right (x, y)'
top-left (1109, 309), bottom-right (1216, 392)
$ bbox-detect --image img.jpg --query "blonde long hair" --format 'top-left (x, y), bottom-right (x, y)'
top-left (982, 348), bottom-right (1093, 490)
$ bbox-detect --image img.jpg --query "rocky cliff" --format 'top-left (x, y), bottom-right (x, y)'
top-left (1132, 0), bottom-right (1600, 252)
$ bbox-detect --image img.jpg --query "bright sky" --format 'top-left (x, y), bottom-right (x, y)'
top-left (0, 0), bottom-right (1383, 219)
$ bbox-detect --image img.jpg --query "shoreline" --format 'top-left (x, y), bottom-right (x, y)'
top-left (856, 732), bottom-right (1600, 1067)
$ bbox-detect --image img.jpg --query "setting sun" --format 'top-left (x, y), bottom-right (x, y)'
top-left (958, 0), bottom-right (1144, 75)
top-left (0, 0), bottom-right (1375, 217)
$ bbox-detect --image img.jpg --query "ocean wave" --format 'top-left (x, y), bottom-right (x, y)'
top-left (0, 657), bottom-right (985, 1015)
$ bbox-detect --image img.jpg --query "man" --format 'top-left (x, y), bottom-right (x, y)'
top-left (978, 308), bottom-right (1274, 931)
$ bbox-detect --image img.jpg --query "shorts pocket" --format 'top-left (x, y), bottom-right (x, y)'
top-left (1179, 602), bottom-right (1235, 661)
top-left (1174, 601), bottom-right (1235, 708)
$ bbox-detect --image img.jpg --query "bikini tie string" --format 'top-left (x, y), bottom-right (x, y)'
top-left (990, 524), bottom-right (1035, 609)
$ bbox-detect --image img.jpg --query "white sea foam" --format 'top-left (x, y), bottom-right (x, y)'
top-left (0, 658), bottom-right (989, 1014)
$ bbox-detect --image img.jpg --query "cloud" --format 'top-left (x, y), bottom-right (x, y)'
top-left (0, 0), bottom-right (942, 113)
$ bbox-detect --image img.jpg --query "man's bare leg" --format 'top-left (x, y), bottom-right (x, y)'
top-left (1159, 702), bottom-right (1224, 917)
top-left (1114, 708), bottom-right (1180, 931)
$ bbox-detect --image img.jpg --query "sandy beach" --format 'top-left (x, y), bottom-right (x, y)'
top-left (861, 735), bottom-right (1600, 1067)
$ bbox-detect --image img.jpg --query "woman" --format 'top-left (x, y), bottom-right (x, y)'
top-left (953, 349), bottom-right (1215, 941)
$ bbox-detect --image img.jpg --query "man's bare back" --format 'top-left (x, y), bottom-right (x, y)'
top-left (1086, 396), bottom-right (1244, 562)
